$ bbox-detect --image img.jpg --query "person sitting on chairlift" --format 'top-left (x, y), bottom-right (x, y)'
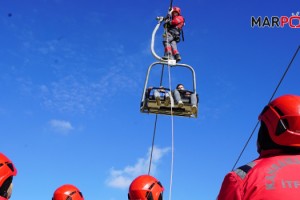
top-left (174, 83), bottom-right (197, 114)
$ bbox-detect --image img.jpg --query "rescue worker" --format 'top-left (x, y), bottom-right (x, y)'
top-left (52, 184), bottom-right (84, 200)
top-left (0, 153), bottom-right (17, 200)
top-left (217, 94), bottom-right (300, 200)
top-left (128, 174), bottom-right (164, 200)
top-left (162, 6), bottom-right (185, 62)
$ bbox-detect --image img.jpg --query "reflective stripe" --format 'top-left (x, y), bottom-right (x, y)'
top-left (234, 161), bottom-right (256, 179)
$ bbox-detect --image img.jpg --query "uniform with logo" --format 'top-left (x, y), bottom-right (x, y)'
top-left (217, 95), bottom-right (300, 200)
top-left (218, 149), bottom-right (300, 200)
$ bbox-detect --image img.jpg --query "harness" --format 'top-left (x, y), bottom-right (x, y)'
top-left (165, 15), bottom-right (185, 42)
top-left (172, 17), bottom-right (185, 42)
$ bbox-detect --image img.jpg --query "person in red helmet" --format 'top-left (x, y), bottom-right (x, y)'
top-left (217, 94), bottom-right (300, 200)
top-left (0, 153), bottom-right (17, 200)
top-left (162, 6), bottom-right (185, 62)
top-left (128, 175), bottom-right (164, 200)
top-left (52, 184), bottom-right (84, 200)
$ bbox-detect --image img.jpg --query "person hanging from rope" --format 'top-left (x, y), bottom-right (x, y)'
top-left (217, 94), bottom-right (300, 200)
top-left (128, 175), bottom-right (164, 200)
top-left (162, 6), bottom-right (185, 62)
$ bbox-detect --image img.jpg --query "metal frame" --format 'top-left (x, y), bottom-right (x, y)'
top-left (140, 17), bottom-right (198, 118)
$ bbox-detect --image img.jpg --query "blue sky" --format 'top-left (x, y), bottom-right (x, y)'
top-left (0, 0), bottom-right (300, 199)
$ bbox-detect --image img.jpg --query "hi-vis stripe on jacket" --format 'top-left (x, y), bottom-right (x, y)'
top-left (217, 149), bottom-right (300, 200)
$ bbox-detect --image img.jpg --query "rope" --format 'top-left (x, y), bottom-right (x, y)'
top-left (164, 5), bottom-right (173, 61)
top-left (167, 65), bottom-right (175, 200)
top-left (169, 0), bottom-right (173, 12)
top-left (148, 64), bottom-right (165, 174)
top-left (231, 45), bottom-right (300, 171)
top-left (147, 63), bottom-right (175, 200)
top-left (231, 121), bottom-right (259, 171)
top-left (164, 25), bottom-right (172, 60)
top-left (150, 1), bottom-right (176, 195)
top-left (267, 45), bottom-right (300, 103)
top-left (148, 114), bottom-right (158, 175)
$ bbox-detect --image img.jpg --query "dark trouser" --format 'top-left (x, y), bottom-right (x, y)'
top-left (163, 30), bottom-right (180, 57)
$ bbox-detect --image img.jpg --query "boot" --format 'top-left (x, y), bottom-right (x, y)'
top-left (162, 53), bottom-right (173, 60)
top-left (155, 96), bottom-right (161, 106)
top-left (174, 54), bottom-right (181, 62)
top-left (191, 105), bottom-right (198, 115)
top-left (177, 100), bottom-right (184, 108)
top-left (164, 96), bottom-right (170, 106)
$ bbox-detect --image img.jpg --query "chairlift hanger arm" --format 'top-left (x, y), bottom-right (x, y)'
top-left (151, 17), bottom-right (165, 62)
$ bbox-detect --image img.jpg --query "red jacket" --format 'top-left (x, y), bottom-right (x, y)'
top-left (170, 15), bottom-right (184, 30)
top-left (218, 149), bottom-right (300, 200)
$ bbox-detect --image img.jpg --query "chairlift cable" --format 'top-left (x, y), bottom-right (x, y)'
top-left (267, 45), bottom-right (300, 104)
top-left (231, 45), bottom-right (300, 171)
top-left (231, 121), bottom-right (260, 171)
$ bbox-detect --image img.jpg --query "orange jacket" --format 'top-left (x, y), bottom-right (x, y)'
top-left (218, 149), bottom-right (300, 200)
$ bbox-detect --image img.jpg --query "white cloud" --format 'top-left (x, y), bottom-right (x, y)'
top-left (49, 119), bottom-right (74, 134)
top-left (39, 62), bottom-right (141, 115)
top-left (106, 146), bottom-right (170, 189)
top-left (8, 28), bottom-right (146, 115)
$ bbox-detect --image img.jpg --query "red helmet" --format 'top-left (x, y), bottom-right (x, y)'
top-left (52, 184), bottom-right (84, 200)
top-left (0, 153), bottom-right (17, 199)
top-left (258, 94), bottom-right (300, 147)
top-left (0, 153), bottom-right (17, 187)
top-left (128, 175), bottom-right (164, 200)
top-left (172, 7), bottom-right (181, 15)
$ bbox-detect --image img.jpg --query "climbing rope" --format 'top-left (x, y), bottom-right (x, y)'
top-left (167, 64), bottom-right (175, 200)
top-left (231, 45), bottom-right (300, 171)
top-left (148, 114), bottom-right (159, 175)
top-left (168, 0), bottom-right (173, 12)
top-left (148, 64), bottom-right (165, 174)
top-left (147, 62), bottom-right (176, 200)
top-left (149, 2), bottom-right (176, 199)
top-left (163, 0), bottom-right (174, 62)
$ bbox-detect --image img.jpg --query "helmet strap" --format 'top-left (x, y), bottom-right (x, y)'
top-left (0, 177), bottom-right (12, 198)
